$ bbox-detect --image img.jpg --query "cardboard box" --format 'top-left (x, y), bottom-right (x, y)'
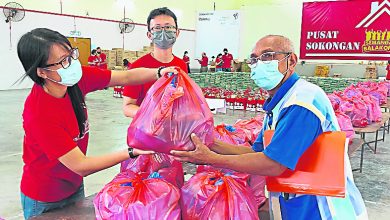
top-left (143, 46), bottom-right (153, 52)
top-left (136, 51), bottom-right (149, 57)
top-left (123, 50), bottom-right (137, 57)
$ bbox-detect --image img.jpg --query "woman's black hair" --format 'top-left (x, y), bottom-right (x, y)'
top-left (17, 28), bottom-right (87, 138)
top-left (91, 49), bottom-right (97, 55)
top-left (184, 51), bottom-right (188, 55)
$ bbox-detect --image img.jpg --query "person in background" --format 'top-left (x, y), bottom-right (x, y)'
top-left (171, 35), bottom-right (368, 220)
top-left (96, 47), bottom-right (107, 69)
top-left (215, 53), bottom-right (223, 72)
top-left (123, 59), bottom-right (131, 70)
top-left (222, 48), bottom-right (233, 72)
top-left (386, 60), bottom-right (390, 80)
top-left (122, 7), bottom-right (188, 118)
top-left (196, 52), bottom-right (208, 73)
top-left (87, 49), bottom-right (98, 67)
top-left (17, 28), bottom-right (178, 219)
top-left (209, 56), bottom-right (216, 72)
top-left (183, 51), bottom-right (190, 73)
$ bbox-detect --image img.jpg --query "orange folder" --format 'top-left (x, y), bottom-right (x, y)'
top-left (263, 130), bottom-right (346, 197)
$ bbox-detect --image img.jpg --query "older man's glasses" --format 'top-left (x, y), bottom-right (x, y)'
top-left (246, 51), bottom-right (291, 66)
top-left (150, 25), bottom-right (177, 32)
top-left (44, 48), bottom-right (79, 69)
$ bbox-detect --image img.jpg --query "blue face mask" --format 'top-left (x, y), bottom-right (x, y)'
top-left (46, 59), bottom-right (82, 87)
top-left (250, 57), bottom-right (289, 91)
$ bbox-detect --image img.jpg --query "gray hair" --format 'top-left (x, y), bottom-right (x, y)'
top-left (260, 34), bottom-right (295, 53)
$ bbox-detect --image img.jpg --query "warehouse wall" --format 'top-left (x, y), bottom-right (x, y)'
top-left (0, 10), bottom-right (195, 90)
top-left (0, 0), bottom-right (277, 29)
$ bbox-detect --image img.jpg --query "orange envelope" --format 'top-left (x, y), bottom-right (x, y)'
top-left (263, 130), bottom-right (346, 197)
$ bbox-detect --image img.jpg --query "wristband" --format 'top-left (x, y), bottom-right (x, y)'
top-left (128, 147), bottom-right (138, 159)
top-left (157, 66), bottom-right (165, 78)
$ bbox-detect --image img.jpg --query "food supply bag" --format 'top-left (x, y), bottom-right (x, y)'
top-left (120, 153), bottom-right (184, 188)
top-left (127, 71), bottom-right (214, 154)
top-left (94, 171), bottom-right (181, 220)
top-left (181, 171), bottom-right (259, 220)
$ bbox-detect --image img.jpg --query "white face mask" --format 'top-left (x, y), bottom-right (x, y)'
top-left (250, 55), bottom-right (290, 91)
top-left (45, 59), bottom-right (82, 87)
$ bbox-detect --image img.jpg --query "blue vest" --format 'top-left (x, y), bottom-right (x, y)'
top-left (264, 79), bottom-right (367, 220)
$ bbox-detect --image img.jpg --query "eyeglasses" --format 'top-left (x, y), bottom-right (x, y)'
top-left (44, 48), bottom-right (79, 69)
top-left (246, 51), bottom-right (291, 66)
top-left (150, 25), bottom-right (177, 32)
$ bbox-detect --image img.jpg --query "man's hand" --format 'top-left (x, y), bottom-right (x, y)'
top-left (170, 133), bottom-right (219, 165)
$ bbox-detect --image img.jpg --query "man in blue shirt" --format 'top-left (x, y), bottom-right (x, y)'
top-left (171, 35), bottom-right (367, 219)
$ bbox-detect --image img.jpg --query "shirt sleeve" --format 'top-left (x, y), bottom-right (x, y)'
top-left (262, 105), bottom-right (323, 170)
top-left (30, 118), bottom-right (78, 160)
top-left (252, 128), bottom-right (265, 152)
top-left (79, 66), bottom-right (111, 94)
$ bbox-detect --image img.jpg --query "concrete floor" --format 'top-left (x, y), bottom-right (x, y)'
top-left (0, 89), bottom-right (389, 219)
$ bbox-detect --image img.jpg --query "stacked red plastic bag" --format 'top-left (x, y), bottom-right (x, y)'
top-left (233, 114), bottom-right (264, 144)
top-left (120, 153), bottom-right (184, 188)
top-left (127, 71), bottom-right (214, 154)
top-left (181, 171), bottom-right (259, 220)
top-left (335, 111), bottom-right (354, 144)
top-left (198, 124), bottom-right (266, 208)
top-left (94, 171), bottom-right (181, 220)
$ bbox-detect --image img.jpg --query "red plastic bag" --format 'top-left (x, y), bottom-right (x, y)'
top-left (234, 115), bottom-right (264, 143)
top-left (127, 71), bottom-right (214, 154)
top-left (181, 171), bottom-right (259, 220)
top-left (120, 153), bottom-right (184, 188)
top-left (335, 111), bottom-right (354, 144)
top-left (94, 171), bottom-right (181, 220)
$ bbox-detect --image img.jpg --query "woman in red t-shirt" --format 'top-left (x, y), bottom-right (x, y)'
top-left (17, 28), bottom-right (178, 219)
top-left (183, 51), bottom-right (190, 73)
top-left (386, 60), bottom-right (390, 80)
top-left (87, 49), bottom-right (98, 66)
top-left (215, 53), bottom-right (223, 72)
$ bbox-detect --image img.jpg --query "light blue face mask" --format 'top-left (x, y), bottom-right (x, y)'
top-left (45, 59), bottom-right (82, 87)
top-left (250, 56), bottom-right (290, 91)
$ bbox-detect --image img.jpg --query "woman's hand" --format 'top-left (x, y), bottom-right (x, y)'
top-left (133, 148), bottom-right (155, 156)
top-left (159, 66), bottom-right (181, 77)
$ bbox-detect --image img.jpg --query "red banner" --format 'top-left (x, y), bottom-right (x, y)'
top-left (300, 0), bottom-right (390, 60)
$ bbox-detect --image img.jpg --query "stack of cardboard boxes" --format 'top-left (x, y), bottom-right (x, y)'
top-left (314, 65), bottom-right (330, 77)
top-left (365, 65), bottom-right (377, 79)
top-left (101, 50), bottom-right (117, 70)
top-left (103, 44), bottom-right (153, 70)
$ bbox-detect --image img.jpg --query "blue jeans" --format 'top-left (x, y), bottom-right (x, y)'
top-left (21, 184), bottom-right (85, 219)
top-left (216, 68), bottom-right (223, 72)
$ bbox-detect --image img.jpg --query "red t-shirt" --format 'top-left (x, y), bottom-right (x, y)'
top-left (122, 53), bottom-right (188, 106)
top-left (183, 55), bottom-right (190, 63)
top-left (199, 56), bottom-right (209, 67)
top-left (222, 53), bottom-right (233, 68)
top-left (21, 66), bottom-right (111, 202)
top-left (97, 53), bottom-right (107, 69)
top-left (216, 57), bottom-right (223, 68)
top-left (87, 55), bottom-right (98, 66)
top-left (386, 64), bottom-right (390, 80)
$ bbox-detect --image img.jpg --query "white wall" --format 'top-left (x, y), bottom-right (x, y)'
top-left (0, 10), bottom-right (195, 90)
